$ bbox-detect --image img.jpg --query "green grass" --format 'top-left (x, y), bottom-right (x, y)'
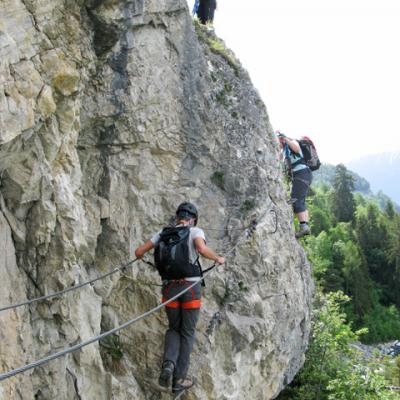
top-left (220, 285), bottom-right (232, 306)
top-left (238, 281), bottom-right (249, 292)
top-left (215, 89), bottom-right (228, 106)
top-left (211, 171), bottom-right (225, 190)
top-left (193, 19), bottom-right (240, 76)
top-left (241, 199), bottom-right (255, 212)
top-left (207, 37), bottom-right (240, 76)
top-left (100, 334), bottom-right (123, 361)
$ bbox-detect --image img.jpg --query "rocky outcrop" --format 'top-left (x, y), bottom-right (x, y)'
top-left (0, 0), bottom-right (313, 399)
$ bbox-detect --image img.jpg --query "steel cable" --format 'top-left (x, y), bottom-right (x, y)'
top-left (0, 266), bottom-right (216, 382)
top-left (0, 212), bottom-right (274, 314)
top-left (0, 213), bottom-right (269, 381)
top-left (0, 258), bottom-right (139, 313)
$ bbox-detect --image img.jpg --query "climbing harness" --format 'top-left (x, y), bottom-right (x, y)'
top-left (0, 258), bottom-right (140, 313)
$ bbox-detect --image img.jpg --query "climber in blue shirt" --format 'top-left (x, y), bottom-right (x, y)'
top-left (278, 132), bottom-right (313, 238)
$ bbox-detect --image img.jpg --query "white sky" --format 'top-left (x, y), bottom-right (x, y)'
top-left (187, 0), bottom-right (400, 164)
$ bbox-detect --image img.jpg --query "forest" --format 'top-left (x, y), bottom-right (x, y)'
top-left (279, 163), bottom-right (400, 399)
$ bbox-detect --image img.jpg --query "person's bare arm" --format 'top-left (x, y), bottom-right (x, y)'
top-left (194, 237), bottom-right (225, 264)
top-left (285, 138), bottom-right (301, 154)
top-left (135, 240), bottom-right (154, 258)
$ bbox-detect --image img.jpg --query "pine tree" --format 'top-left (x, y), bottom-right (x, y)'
top-left (356, 204), bottom-right (389, 288)
top-left (331, 164), bottom-right (356, 223)
top-left (385, 200), bottom-right (396, 219)
top-left (386, 214), bottom-right (400, 307)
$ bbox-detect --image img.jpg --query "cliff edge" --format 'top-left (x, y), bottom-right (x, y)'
top-left (0, 1), bottom-right (313, 398)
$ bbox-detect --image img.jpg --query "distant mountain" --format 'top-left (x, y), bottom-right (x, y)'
top-left (312, 164), bottom-right (372, 194)
top-left (312, 163), bottom-right (400, 211)
top-left (346, 151), bottom-right (400, 205)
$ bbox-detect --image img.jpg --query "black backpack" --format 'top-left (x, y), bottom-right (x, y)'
top-left (297, 137), bottom-right (321, 171)
top-left (154, 226), bottom-right (201, 280)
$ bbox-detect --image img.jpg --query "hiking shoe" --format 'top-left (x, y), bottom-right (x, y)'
top-left (158, 361), bottom-right (174, 388)
top-left (172, 377), bottom-right (195, 393)
top-left (295, 223), bottom-right (311, 239)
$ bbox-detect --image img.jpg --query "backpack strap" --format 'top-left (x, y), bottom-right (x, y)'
top-left (284, 142), bottom-right (291, 158)
top-left (283, 143), bottom-right (295, 180)
top-left (291, 158), bottom-right (306, 168)
top-left (287, 142), bottom-right (306, 169)
top-left (194, 255), bottom-right (206, 287)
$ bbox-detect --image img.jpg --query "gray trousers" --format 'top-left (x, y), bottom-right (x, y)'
top-left (291, 168), bottom-right (313, 213)
top-left (162, 280), bottom-right (201, 381)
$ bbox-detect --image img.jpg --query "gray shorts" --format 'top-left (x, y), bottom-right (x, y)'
top-left (291, 168), bottom-right (312, 213)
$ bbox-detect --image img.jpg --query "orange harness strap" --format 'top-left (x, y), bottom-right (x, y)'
top-left (162, 297), bottom-right (201, 309)
top-left (162, 279), bottom-right (201, 309)
top-left (162, 297), bottom-right (180, 308)
top-left (181, 299), bottom-right (201, 309)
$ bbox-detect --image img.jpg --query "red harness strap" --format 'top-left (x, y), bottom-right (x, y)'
top-left (181, 299), bottom-right (201, 309)
top-left (162, 297), bottom-right (181, 308)
top-left (162, 280), bottom-right (201, 309)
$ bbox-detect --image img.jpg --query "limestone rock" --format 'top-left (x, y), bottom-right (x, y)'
top-left (0, 210), bottom-right (34, 398)
top-left (37, 85), bottom-right (57, 117)
top-left (0, 1), bottom-right (313, 399)
top-left (41, 51), bottom-right (80, 96)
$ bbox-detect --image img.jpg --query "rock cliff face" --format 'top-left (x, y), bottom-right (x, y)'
top-left (0, 1), bottom-right (313, 399)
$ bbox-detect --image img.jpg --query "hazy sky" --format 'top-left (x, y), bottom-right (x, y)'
top-left (187, 0), bottom-right (400, 164)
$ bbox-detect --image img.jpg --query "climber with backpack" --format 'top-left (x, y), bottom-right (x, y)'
top-left (277, 131), bottom-right (321, 238)
top-left (134, 202), bottom-right (225, 394)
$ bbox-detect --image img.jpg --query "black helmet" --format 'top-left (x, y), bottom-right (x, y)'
top-left (176, 202), bottom-right (198, 225)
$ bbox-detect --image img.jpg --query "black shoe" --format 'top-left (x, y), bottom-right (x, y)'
top-left (295, 223), bottom-right (311, 238)
top-left (158, 361), bottom-right (174, 388)
top-left (172, 377), bottom-right (195, 393)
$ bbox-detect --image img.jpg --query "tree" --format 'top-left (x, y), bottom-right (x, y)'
top-left (311, 208), bottom-right (332, 236)
top-left (331, 164), bottom-right (356, 223)
top-left (385, 200), bottom-right (396, 219)
top-left (306, 232), bottom-right (342, 291)
top-left (335, 240), bottom-right (375, 318)
top-left (277, 291), bottom-right (395, 400)
top-left (309, 186), bottom-right (333, 235)
top-left (361, 304), bottom-right (400, 343)
top-left (386, 214), bottom-right (400, 307)
top-left (356, 203), bottom-right (391, 296)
